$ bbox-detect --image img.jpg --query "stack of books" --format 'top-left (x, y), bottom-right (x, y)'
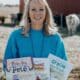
top-left (6, 54), bottom-right (73, 80)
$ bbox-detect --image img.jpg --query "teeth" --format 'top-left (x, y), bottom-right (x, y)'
top-left (36, 18), bottom-right (41, 20)
top-left (34, 17), bottom-right (41, 20)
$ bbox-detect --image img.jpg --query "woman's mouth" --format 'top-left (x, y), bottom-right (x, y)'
top-left (34, 17), bottom-right (41, 20)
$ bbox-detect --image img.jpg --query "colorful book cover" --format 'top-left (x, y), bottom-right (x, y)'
top-left (33, 58), bottom-right (50, 80)
top-left (48, 53), bottom-right (73, 80)
top-left (6, 57), bottom-right (36, 80)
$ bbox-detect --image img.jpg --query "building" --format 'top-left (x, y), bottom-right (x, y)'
top-left (20, 0), bottom-right (80, 15)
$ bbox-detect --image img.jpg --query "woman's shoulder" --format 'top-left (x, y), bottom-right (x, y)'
top-left (10, 28), bottom-right (22, 37)
top-left (49, 32), bottom-right (62, 41)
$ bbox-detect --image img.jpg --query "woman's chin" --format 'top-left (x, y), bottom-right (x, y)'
top-left (32, 20), bottom-right (43, 24)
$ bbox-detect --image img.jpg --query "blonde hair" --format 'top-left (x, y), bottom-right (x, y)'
top-left (20, 0), bottom-right (57, 36)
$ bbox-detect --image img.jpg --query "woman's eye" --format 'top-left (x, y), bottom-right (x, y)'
top-left (31, 8), bottom-right (44, 12)
top-left (40, 9), bottom-right (44, 11)
top-left (32, 9), bottom-right (36, 11)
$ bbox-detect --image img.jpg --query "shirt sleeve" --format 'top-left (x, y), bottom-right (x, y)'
top-left (56, 34), bottom-right (68, 60)
top-left (3, 31), bottom-right (18, 71)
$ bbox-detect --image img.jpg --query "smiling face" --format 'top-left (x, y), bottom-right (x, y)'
top-left (29, 0), bottom-right (46, 25)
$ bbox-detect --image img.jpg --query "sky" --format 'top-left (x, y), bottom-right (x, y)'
top-left (0, 0), bottom-right (19, 5)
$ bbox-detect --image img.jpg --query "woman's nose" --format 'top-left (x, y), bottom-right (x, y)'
top-left (35, 11), bottom-right (40, 14)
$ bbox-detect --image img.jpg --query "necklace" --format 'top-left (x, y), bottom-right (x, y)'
top-left (30, 32), bottom-right (44, 57)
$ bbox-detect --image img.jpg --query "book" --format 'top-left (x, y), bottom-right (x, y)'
top-left (6, 57), bottom-right (36, 80)
top-left (33, 58), bottom-right (50, 80)
top-left (48, 54), bottom-right (73, 80)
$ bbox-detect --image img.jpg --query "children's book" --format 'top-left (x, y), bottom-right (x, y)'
top-left (6, 57), bottom-right (36, 80)
top-left (33, 58), bottom-right (50, 80)
top-left (48, 54), bottom-right (73, 80)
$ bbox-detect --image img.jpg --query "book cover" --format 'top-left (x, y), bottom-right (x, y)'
top-left (6, 57), bottom-right (36, 80)
top-left (33, 58), bottom-right (50, 80)
top-left (48, 53), bottom-right (73, 80)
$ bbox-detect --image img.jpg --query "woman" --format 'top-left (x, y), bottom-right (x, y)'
top-left (3, 0), bottom-right (67, 71)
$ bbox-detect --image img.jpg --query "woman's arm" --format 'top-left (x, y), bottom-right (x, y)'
top-left (56, 34), bottom-right (68, 60)
top-left (3, 31), bottom-right (17, 71)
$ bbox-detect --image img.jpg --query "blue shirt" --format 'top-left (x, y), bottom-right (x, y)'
top-left (3, 28), bottom-right (67, 70)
